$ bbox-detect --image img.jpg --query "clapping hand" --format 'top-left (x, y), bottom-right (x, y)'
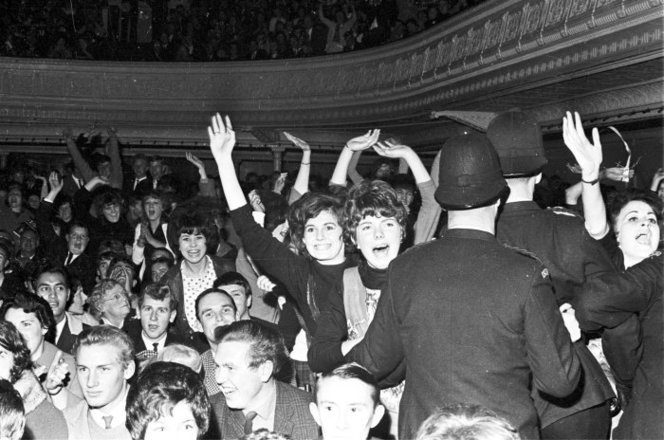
top-left (284, 132), bottom-right (311, 152)
top-left (346, 129), bottom-right (380, 151)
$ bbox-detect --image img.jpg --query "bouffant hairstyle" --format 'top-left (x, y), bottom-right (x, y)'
top-left (0, 292), bottom-right (56, 343)
top-left (0, 322), bottom-right (32, 383)
top-left (286, 192), bottom-right (344, 259)
top-left (608, 188), bottom-right (663, 232)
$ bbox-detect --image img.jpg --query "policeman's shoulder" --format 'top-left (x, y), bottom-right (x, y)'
top-left (502, 243), bottom-right (545, 266)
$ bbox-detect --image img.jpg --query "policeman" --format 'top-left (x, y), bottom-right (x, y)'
top-left (346, 132), bottom-right (581, 439)
top-left (489, 111), bottom-right (615, 439)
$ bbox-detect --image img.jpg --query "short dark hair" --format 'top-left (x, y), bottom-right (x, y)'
top-left (66, 220), bottom-right (89, 236)
top-left (126, 361), bottom-right (210, 440)
top-left (608, 188), bottom-right (663, 230)
top-left (216, 321), bottom-right (289, 377)
top-left (174, 213), bottom-right (213, 241)
top-left (141, 190), bottom-right (164, 205)
top-left (195, 288), bottom-right (235, 321)
top-left (0, 292), bottom-right (55, 342)
top-left (287, 192), bottom-right (344, 258)
top-left (318, 363), bottom-right (379, 406)
top-left (213, 271), bottom-right (251, 298)
top-left (73, 325), bottom-right (135, 369)
top-left (0, 322), bottom-right (32, 383)
top-left (0, 379), bottom-right (25, 440)
top-left (139, 284), bottom-right (178, 312)
top-left (35, 266), bottom-right (70, 290)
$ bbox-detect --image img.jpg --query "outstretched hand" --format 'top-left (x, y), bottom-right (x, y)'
top-left (185, 152), bottom-right (204, 169)
top-left (346, 129), bottom-right (380, 152)
top-left (208, 113), bottom-right (236, 160)
top-left (562, 111), bottom-right (602, 179)
top-left (284, 132), bottom-right (310, 152)
top-left (48, 171), bottom-right (64, 193)
top-left (373, 140), bottom-right (412, 159)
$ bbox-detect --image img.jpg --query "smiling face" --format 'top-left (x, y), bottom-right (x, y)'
top-left (614, 200), bottom-right (660, 267)
top-left (178, 232), bottom-right (207, 265)
top-left (140, 295), bottom-right (176, 341)
top-left (144, 400), bottom-right (199, 440)
top-left (354, 215), bottom-right (402, 270)
top-left (217, 284), bottom-right (250, 320)
top-left (102, 202), bottom-right (121, 223)
top-left (35, 271), bottom-right (70, 322)
top-left (76, 343), bottom-right (134, 409)
top-left (311, 376), bottom-right (384, 440)
top-left (197, 292), bottom-right (237, 345)
top-left (301, 210), bottom-right (345, 265)
top-left (214, 340), bottom-right (270, 410)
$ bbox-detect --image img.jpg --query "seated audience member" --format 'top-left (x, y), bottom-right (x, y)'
top-left (126, 361), bottom-right (211, 440)
top-left (149, 255), bottom-right (174, 283)
top-left (415, 403), bottom-right (521, 440)
top-left (34, 266), bottom-right (98, 354)
top-left (132, 191), bottom-right (173, 279)
top-left (63, 325), bottom-right (136, 440)
top-left (210, 320), bottom-right (318, 440)
top-left (195, 288), bottom-right (239, 395)
top-left (0, 321), bottom-right (68, 440)
top-left (310, 363), bottom-right (385, 440)
top-left (89, 279), bottom-right (134, 329)
top-left (1, 292), bottom-right (82, 407)
top-left (128, 284), bottom-right (182, 364)
top-left (107, 256), bottom-right (139, 307)
top-left (0, 379), bottom-right (25, 440)
top-left (159, 213), bottom-right (235, 345)
top-left (214, 271), bottom-right (278, 328)
top-left (44, 220), bottom-right (96, 296)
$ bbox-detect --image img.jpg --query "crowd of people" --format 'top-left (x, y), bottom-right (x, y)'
top-left (0, 109), bottom-right (661, 440)
top-left (0, 0), bottom-right (481, 62)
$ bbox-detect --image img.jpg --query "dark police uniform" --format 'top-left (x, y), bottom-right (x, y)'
top-left (347, 228), bottom-right (581, 440)
top-left (496, 201), bottom-right (616, 439)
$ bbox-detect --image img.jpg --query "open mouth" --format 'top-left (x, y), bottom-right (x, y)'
top-left (635, 232), bottom-right (651, 245)
top-left (372, 243), bottom-right (390, 256)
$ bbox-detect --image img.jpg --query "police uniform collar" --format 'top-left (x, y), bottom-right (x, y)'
top-left (444, 228), bottom-right (495, 242)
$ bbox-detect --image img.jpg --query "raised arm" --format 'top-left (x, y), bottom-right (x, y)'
top-left (106, 127), bottom-right (123, 189)
top-left (318, 2), bottom-right (335, 27)
top-left (284, 132), bottom-right (311, 201)
top-left (208, 113), bottom-right (247, 210)
top-left (562, 111), bottom-right (609, 239)
top-left (650, 168), bottom-right (664, 192)
top-left (374, 141), bottom-right (441, 244)
top-left (62, 128), bottom-right (95, 182)
top-left (329, 129), bottom-right (380, 187)
top-left (186, 152), bottom-right (215, 197)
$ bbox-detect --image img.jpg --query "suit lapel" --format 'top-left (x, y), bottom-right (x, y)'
top-left (56, 317), bottom-right (75, 354)
top-left (273, 382), bottom-right (294, 437)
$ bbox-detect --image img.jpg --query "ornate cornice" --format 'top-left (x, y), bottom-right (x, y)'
top-left (0, 0), bottom-right (661, 149)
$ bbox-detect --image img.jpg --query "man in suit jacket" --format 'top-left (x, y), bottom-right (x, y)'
top-left (34, 266), bottom-right (98, 355)
top-left (210, 321), bottom-right (318, 440)
top-left (125, 284), bottom-right (183, 364)
top-left (346, 134), bottom-right (581, 439)
top-left (125, 154), bottom-right (153, 196)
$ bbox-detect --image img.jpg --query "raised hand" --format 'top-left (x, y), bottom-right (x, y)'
top-left (373, 140), bottom-right (412, 159)
top-left (185, 152), bottom-right (204, 170)
top-left (48, 171), bottom-right (64, 193)
top-left (61, 127), bottom-right (75, 139)
top-left (604, 166), bottom-right (634, 182)
top-left (208, 113), bottom-right (236, 159)
top-left (346, 129), bottom-right (380, 152)
top-left (562, 111), bottom-right (602, 180)
top-left (273, 173), bottom-right (287, 194)
top-left (283, 132), bottom-right (311, 151)
top-left (248, 190), bottom-right (265, 213)
top-left (256, 275), bottom-right (276, 292)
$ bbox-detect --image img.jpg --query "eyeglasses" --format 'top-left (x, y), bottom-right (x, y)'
top-left (102, 293), bottom-right (127, 303)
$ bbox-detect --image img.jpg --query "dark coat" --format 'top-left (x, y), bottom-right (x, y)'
top-left (159, 255), bottom-right (235, 344)
top-left (495, 201), bottom-right (616, 427)
top-left (209, 380), bottom-right (319, 440)
top-left (347, 228), bottom-right (581, 440)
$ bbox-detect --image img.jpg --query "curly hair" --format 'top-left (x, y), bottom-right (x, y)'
top-left (286, 192), bottom-right (344, 259)
top-left (344, 180), bottom-right (408, 249)
top-left (126, 361), bottom-right (210, 440)
top-left (88, 279), bottom-right (128, 320)
top-left (0, 322), bottom-right (32, 384)
top-left (0, 292), bottom-right (55, 343)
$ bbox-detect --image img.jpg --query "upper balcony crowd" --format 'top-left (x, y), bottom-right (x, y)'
top-left (0, 0), bottom-right (481, 62)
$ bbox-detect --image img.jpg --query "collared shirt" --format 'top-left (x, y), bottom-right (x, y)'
top-left (55, 316), bottom-right (67, 343)
top-left (243, 381), bottom-right (277, 432)
top-left (89, 385), bottom-right (129, 429)
top-left (141, 332), bottom-right (167, 353)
